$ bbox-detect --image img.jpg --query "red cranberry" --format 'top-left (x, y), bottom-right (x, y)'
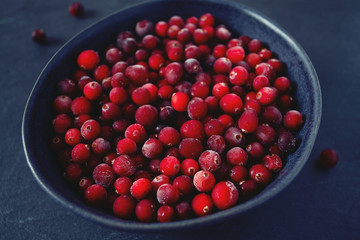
top-left (274, 76), bottom-right (291, 93)
top-left (180, 120), bottom-right (205, 140)
top-left (204, 119), bottom-right (224, 137)
top-left (262, 106), bottom-right (283, 127)
top-left (213, 57), bottom-right (232, 74)
top-left (131, 87), bottom-right (151, 106)
top-left (224, 127), bottom-right (245, 147)
top-left (226, 46), bottom-right (245, 63)
top-left (109, 87), bottom-right (128, 105)
top-left (65, 163), bottom-right (84, 183)
top-left (157, 205), bottom-right (175, 222)
top-left (284, 110), bottom-right (303, 130)
top-left (246, 142), bottom-right (265, 160)
top-left (113, 155), bottom-right (136, 176)
top-left (213, 44), bottom-right (227, 58)
top-left (102, 102), bottom-right (121, 121)
top-left (69, 2), bottom-right (84, 17)
top-left (135, 199), bottom-right (157, 222)
top-left (91, 138), bottom-right (111, 156)
top-left (157, 183), bottom-right (180, 205)
top-left (212, 82), bottom-right (229, 99)
top-left (179, 138), bottom-right (203, 159)
top-left (193, 170), bottom-right (215, 192)
top-left (239, 180), bottom-right (258, 200)
top-left (113, 195), bottom-right (136, 219)
top-left (211, 181), bottom-right (239, 210)
top-left (193, 28), bottom-right (209, 44)
top-left (164, 62), bottom-right (183, 85)
top-left (84, 184), bottom-right (107, 206)
top-left (125, 64), bottom-right (148, 85)
top-left (184, 58), bottom-right (202, 75)
top-left (112, 61), bottom-right (128, 75)
top-left (252, 75), bottom-right (270, 91)
top-left (248, 39), bottom-right (262, 53)
top-left (77, 50), bottom-right (99, 70)
top-left (71, 143), bottom-right (90, 163)
top-left (136, 19), bottom-right (154, 37)
top-left (218, 114), bottom-right (234, 129)
top-left (215, 26), bottom-right (231, 41)
top-left (78, 177), bottom-right (93, 192)
top-left (255, 124), bottom-right (276, 145)
top-left (267, 58), bottom-right (283, 73)
top-left (151, 174), bottom-right (172, 191)
top-left (124, 123), bottom-right (147, 144)
top-left (246, 53), bottom-right (262, 68)
top-left (159, 156), bottom-right (180, 177)
top-left (192, 193), bottom-right (213, 216)
top-left (130, 178), bottom-right (153, 199)
top-left (180, 158), bottom-right (199, 177)
top-left (238, 109), bottom-right (259, 134)
top-left (71, 96), bottom-right (92, 116)
top-left (256, 87), bottom-right (278, 105)
top-left (249, 164), bottom-right (272, 186)
top-left (173, 175), bottom-right (194, 196)
top-left (135, 104), bottom-right (159, 127)
top-left (229, 66), bottom-right (249, 86)
top-left (171, 92), bottom-right (190, 112)
top-left (142, 138), bottom-right (163, 158)
top-left (57, 78), bottom-right (77, 97)
top-left (319, 149), bottom-right (338, 168)
top-left (175, 201), bottom-right (193, 220)
top-left (262, 154), bottom-right (283, 172)
top-left (205, 96), bottom-right (218, 112)
top-left (277, 131), bottom-right (298, 153)
top-left (32, 29), bottom-right (46, 43)
top-left (230, 165), bottom-right (248, 183)
top-left (220, 93), bottom-right (243, 115)
top-left (53, 95), bottom-right (72, 114)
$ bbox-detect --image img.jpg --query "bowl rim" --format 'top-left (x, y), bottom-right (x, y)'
top-left (22, 0), bottom-right (321, 232)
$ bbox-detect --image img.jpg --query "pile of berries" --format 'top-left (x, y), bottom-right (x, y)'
top-left (51, 13), bottom-right (304, 222)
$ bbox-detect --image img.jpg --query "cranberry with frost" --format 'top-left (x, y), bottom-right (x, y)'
top-left (84, 184), bottom-right (107, 206)
top-left (142, 138), bottom-right (163, 158)
top-left (124, 123), bottom-right (147, 144)
top-left (157, 183), bottom-right (180, 205)
top-left (193, 170), bottom-right (215, 192)
top-left (135, 104), bottom-right (159, 127)
top-left (130, 178), bottom-right (153, 199)
top-left (262, 154), bottom-right (283, 172)
top-left (226, 147), bottom-right (248, 166)
top-left (116, 138), bottom-right (137, 155)
top-left (159, 156), bottom-right (180, 177)
top-left (187, 97), bottom-right (207, 120)
top-left (179, 138), bottom-right (203, 159)
top-left (114, 177), bottom-right (132, 195)
top-left (255, 124), bottom-right (276, 145)
top-left (71, 97), bottom-right (92, 116)
top-left (113, 155), bottom-right (136, 176)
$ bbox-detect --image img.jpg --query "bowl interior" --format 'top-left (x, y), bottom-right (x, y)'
top-left (22, 0), bottom-right (321, 232)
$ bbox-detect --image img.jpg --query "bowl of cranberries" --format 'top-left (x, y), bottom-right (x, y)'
top-left (22, 0), bottom-right (321, 231)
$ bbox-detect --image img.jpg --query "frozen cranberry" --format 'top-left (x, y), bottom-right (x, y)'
top-left (114, 177), bottom-right (132, 195)
top-left (198, 150), bottom-right (222, 173)
top-left (213, 57), bottom-right (232, 74)
top-left (220, 93), bottom-right (243, 115)
top-left (216, 26), bottom-right (231, 41)
top-left (224, 127), bottom-right (245, 147)
top-left (92, 163), bottom-right (115, 188)
top-left (91, 138), bottom-right (111, 156)
top-left (130, 178), bottom-right (153, 199)
top-left (171, 92), bottom-right (190, 112)
top-left (84, 184), bottom-right (107, 206)
top-left (124, 123), bottom-right (147, 144)
top-left (174, 80), bottom-right (192, 95)
top-left (179, 138), bottom-right (203, 159)
top-left (71, 143), bottom-right (90, 163)
top-left (184, 58), bottom-right (202, 75)
top-left (80, 119), bottom-right (100, 141)
top-left (157, 205), bottom-right (175, 222)
top-left (71, 96), bottom-right (92, 115)
top-left (77, 50), bottom-right (99, 70)
top-left (192, 193), bottom-right (213, 216)
top-left (160, 156), bottom-right (180, 177)
top-left (116, 138), bottom-right (137, 155)
top-left (226, 147), bottom-right (248, 166)
top-left (105, 47), bottom-right (122, 64)
top-left (142, 138), bottom-right (163, 158)
top-left (113, 155), bottom-right (136, 176)
top-left (187, 97), bottom-right (208, 120)
top-left (250, 164), bottom-right (272, 186)
top-left (101, 102), bottom-right (121, 121)
top-left (193, 170), bottom-right (215, 192)
top-left (135, 104), bottom-right (159, 127)
top-left (113, 195), bottom-right (136, 219)
top-left (32, 29), bottom-right (46, 43)
top-left (255, 63), bottom-right (276, 81)
top-left (278, 131), bottom-right (297, 153)
top-left (164, 62), bottom-right (183, 85)
top-left (112, 61), bottom-right (128, 75)
top-left (157, 183), bottom-right (180, 205)
top-left (158, 127), bottom-right (181, 147)
top-left (207, 135), bottom-right (226, 154)
top-left (262, 154), bottom-right (283, 172)
top-left (211, 181), bottom-right (239, 209)
top-left (319, 149), bottom-right (339, 168)
top-left (284, 110), bottom-right (303, 130)
top-left (136, 19), bottom-right (154, 37)
top-left (259, 48), bottom-right (273, 60)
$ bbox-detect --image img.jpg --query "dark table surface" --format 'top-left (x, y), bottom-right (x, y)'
top-left (1, 0), bottom-right (359, 239)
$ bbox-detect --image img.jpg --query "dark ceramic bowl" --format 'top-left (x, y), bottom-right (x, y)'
top-left (22, 0), bottom-right (321, 232)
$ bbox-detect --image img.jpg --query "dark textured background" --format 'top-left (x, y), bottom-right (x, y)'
top-left (1, 0), bottom-right (359, 239)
